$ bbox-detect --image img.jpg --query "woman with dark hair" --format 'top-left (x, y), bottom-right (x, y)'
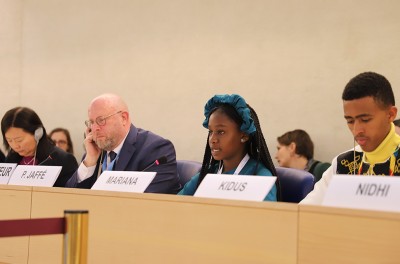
top-left (49, 127), bottom-right (74, 155)
top-left (1, 107), bottom-right (78, 187)
top-left (275, 129), bottom-right (330, 182)
top-left (178, 94), bottom-right (278, 201)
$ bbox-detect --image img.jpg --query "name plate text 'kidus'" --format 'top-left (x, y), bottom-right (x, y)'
top-left (194, 174), bottom-right (276, 201)
top-left (0, 163), bottom-right (17, 184)
top-left (92, 171), bottom-right (156, 193)
top-left (8, 165), bottom-right (61, 187)
top-left (323, 175), bottom-right (400, 212)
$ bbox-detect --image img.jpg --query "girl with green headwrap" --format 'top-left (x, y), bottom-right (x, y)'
top-left (178, 94), bottom-right (279, 201)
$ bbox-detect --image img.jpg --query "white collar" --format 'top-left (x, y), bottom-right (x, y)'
top-left (217, 154), bottom-right (250, 175)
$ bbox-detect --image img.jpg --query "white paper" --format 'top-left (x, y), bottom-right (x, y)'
top-left (0, 163), bottom-right (17, 184)
top-left (194, 174), bottom-right (276, 202)
top-left (323, 175), bottom-right (400, 212)
top-left (91, 171), bottom-right (156, 193)
top-left (8, 165), bottom-right (62, 187)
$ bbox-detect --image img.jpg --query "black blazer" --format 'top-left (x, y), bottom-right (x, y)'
top-left (0, 150), bottom-right (5, 163)
top-left (6, 145), bottom-right (78, 187)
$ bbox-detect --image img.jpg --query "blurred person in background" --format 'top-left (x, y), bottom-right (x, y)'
top-left (49, 127), bottom-right (75, 155)
top-left (275, 129), bottom-right (330, 182)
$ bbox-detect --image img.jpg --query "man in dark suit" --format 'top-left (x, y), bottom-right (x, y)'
top-left (66, 93), bottom-right (180, 194)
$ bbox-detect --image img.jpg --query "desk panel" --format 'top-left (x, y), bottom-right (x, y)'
top-left (29, 187), bottom-right (298, 264)
top-left (0, 185), bottom-right (32, 264)
top-left (4, 185), bottom-right (399, 263)
top-left (298, 205), bottom-right (400, 264)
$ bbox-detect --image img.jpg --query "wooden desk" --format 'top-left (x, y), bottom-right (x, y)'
top-left (28, 187), bottom-right (297, 264)
top-left (298, 205), bottom-right (400, 264)
top-left (6, 185), bottom-right (399, 263)
top-left (0, 185), bottom-right (32, 264)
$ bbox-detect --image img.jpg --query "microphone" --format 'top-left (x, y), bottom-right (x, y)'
top-left (38, 151), bottom-right (57, 165)
top-left (141, 156), bottom-right (167, 171)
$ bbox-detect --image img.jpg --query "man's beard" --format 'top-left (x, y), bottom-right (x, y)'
top-left (95, 137), bottom-right (114, 151)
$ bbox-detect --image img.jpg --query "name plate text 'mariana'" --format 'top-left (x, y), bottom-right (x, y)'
top-left (8, 165), bottom-right (62, 187)
top-left (322, 175), bottom-right (400, 212)
top-left (194, 174), bottom-right (276, 201)
top-left (0, 163), bottom-right (17, 184)
top-left (91, 171), bottom-right (156, 193)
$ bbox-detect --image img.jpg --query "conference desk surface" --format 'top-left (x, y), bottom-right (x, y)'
top-left (1, 185), bottom-right (399, 264)
top-left (0, 185), bottom-right (297, 264)
top-left (0, 185), bottom-right (31, 264)
top-left (298, 204), bottom-right (400, 264)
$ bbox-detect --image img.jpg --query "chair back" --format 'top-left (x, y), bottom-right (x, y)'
top-left (177, 160), bottom-right (202, 186)
top-left (276, 167), bottom-right (315, 203)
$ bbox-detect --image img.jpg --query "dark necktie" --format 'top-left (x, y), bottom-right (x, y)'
top-left (109, 151), bottom-right (117, 162)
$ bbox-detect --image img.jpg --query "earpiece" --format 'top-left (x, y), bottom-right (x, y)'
top-left (31, 127), bottom-right (44, 166)
top-left (34, 127), bottom-right (44, 143)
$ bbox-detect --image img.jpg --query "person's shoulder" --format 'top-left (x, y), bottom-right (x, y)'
top-left (0, 150), bottom-right (5, 162)
top-left (311, 160), bottom-right (331, 182)
top-left (315, 161), bottom-right (331, 169)
top-left (311, 160), bottom-right (330, 170)
top-left (135, 126), bottom-right (173, 146)
top-left (246, 158), bottom-right (272, 176)
top-left (126, 126), bottom-right (176, 162)
top-left (133, 125), bottom-right (166, 140)
top-left (178, 172), bottom-right (200, 195)
top-left (5, 151), bottom-right (21, 163)
top-left (336, 146), bottom-right (362, 162)
top-left (52, 146), bottom-right (70, 156)
top-left (52, 147), bottom-right (78, 164)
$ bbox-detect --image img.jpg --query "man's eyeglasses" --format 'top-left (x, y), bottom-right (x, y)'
top-left (85, 111), bottom-right (122, 128)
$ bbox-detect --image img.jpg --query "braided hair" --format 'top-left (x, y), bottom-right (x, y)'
top-left (196, 103), bottom-right (281, 200)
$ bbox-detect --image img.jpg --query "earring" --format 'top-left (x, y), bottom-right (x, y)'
top-left (241, 138), bottom-right (245, 143)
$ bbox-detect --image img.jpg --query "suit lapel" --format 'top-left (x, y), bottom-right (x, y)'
top-left (114, 125), bottom-right (137, 171)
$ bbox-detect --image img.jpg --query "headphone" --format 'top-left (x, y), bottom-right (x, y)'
top-left (34, 127), bottom-right (44, 143)
top-left (28, 127), bottom-right (44, 166)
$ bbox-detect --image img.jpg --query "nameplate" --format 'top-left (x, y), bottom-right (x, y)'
top-left (8, 165), bottom-right (62, 187)
top-left (322, 175), bottom-right (400, 212)
top-left (91, 171), bottom-right (156, 193)
top-left (0, 163), bottom-right (17, 184)
top-left (194, 174), bottom-right (276, 201)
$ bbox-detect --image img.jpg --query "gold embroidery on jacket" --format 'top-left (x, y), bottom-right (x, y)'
top-left (341, 155), bottom-right (361, 175)
top-left (394, 159), bottom-right (400, 174)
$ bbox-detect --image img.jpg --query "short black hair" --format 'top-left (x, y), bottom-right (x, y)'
top-left (342, 72), bottom-right (395, 108)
